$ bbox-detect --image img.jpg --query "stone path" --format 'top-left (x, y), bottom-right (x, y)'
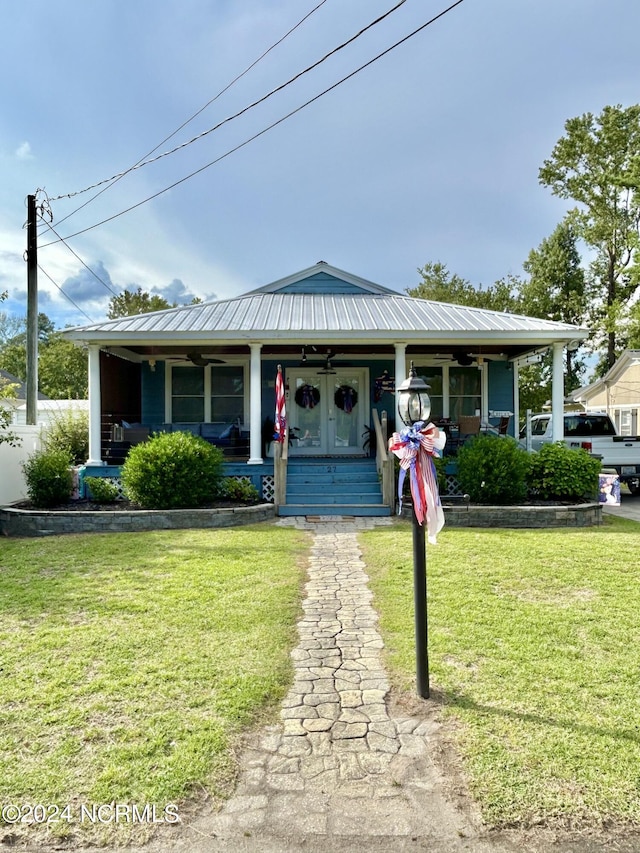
top-left (169, 516), bottom-right (505, 853)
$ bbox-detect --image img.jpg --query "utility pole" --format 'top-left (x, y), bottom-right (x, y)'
top-left (26, 194), bottom-right (38, 425)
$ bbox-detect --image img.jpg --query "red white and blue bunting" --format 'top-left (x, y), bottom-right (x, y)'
top-left (388, 421), bottom-right (446, 544)
top-left (274, 365), bottom-right (286, 443)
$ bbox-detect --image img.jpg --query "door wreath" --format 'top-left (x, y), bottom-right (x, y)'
top-left (295, 384), bottom-right (320, 409)
top-left (334, 385), bottom-right (358, 413)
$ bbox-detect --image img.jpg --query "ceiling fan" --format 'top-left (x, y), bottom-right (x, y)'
top-left (431, 351), bottom-right (476, 366)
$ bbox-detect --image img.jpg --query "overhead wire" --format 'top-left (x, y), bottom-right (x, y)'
top-left (41, 0), bottom-right (465, 249)
top-left (46, 0), bottom-right (330, 228)
top-left (48, 0), bottom-right (408, 204)
top-left (37, 265), bottom-right (96, 323)
top-left (39, 219), bottom-right (120, 297)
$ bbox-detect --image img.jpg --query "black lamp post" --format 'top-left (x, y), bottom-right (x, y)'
top-left (397, 361), bottom-right (431, 699)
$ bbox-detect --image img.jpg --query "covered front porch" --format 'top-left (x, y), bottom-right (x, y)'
top-left (67, 262), bottom-right (587, 515)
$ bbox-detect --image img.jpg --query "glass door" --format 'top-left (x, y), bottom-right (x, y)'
top-left (286, 368), bottom-right (368, 455)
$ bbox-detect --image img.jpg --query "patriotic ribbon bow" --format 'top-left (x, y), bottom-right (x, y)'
top-left (388, 421), bottom-right (446, 544)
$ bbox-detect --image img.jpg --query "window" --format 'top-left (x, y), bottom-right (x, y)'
top-left (448, 367), bottom-right (480, 420)
top-left (211, 365), bottom-right (244, 422)
top-left (415, 366), bottom-right (443, 421)
top-left (172, 366), bottom-right (204, 422)
top-left (170, 363), bottom-right (245, 423)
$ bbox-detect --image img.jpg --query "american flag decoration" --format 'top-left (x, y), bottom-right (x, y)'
top-left (274, 364), bottom-right (286, 443)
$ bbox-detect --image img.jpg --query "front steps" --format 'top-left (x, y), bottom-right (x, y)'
top-left (279, 457), bottom-right (391, 517)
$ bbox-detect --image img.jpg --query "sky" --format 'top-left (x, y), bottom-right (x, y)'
top-left (1, 0), bottom-right (639, 333)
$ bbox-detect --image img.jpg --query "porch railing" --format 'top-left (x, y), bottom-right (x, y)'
top-left (372, 409), bottom-right (395, 511)
top-left (273, 427), bottom-right (288, 510)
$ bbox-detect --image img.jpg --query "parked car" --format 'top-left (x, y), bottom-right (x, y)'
top-left (520, 412), bottom-right (640, 495)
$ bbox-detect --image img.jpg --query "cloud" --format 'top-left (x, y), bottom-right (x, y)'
top-left (61, 261), bottom-right (115, 304)
top-left (150, 278), bottom-right (207, 306)
top-left (15, 141), bottom-right (33, 160)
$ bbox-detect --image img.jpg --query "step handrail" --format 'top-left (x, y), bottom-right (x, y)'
top-left (372, 408), bottom-right (395, 511)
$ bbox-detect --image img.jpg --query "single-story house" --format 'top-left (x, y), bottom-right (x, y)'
top-left (569, 349), bottom-right (640, 436)
top-left (65, 262), bottom-right (587, 515)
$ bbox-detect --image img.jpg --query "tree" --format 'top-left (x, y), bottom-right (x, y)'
top-left (539, 104), bottom-right (640, 370)
top-left (0, 292), bottom-right (21, 446)
top-left (521, 220), bottom-right (588, 395)
top-left (0, 321), bottom-right (87, 400)
top-left (409, 262), bottom-right (522, 312)
top-left (107, 287), bottom-right (174, 318)
top-left (38, 334), bottom-right (88, 399)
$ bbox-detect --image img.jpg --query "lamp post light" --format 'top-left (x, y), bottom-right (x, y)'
top-left (397, 361), bottom-right (432, 699)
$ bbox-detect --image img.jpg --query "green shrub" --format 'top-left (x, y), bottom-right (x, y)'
top-left (22, 449), bottom-right (73, 507)
top-left (527, 442), bottom-right (601, 502)
top-left (43, 408), bottom-right (89, 465)
top-left (457, 434), bottom-right (531, 504)
top-left (120, 431), bottom-right (225, 509)
top-left (219, 477), bottom-right (260, 502)
top-left (85, 476), bottom-right (120, 503)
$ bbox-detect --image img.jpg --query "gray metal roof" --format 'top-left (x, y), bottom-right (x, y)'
top-left (69, 292), bottom-right (582, 336)
top-left (66, 263), bottom-right (587, 345)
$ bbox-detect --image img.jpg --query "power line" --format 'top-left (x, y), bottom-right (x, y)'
top-left (40, 219), bottom-right (120, 297)
top-left (37, 264), bottom-right (96, 323)
top-left (46, 0), bottom-right (330, 226)
top-left (48, 0), bottom-right (407, 204)
top-left (41, 0), bottom-right (465, 248)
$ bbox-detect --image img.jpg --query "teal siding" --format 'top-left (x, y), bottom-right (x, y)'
top-left (277, 273), bottom-right (370, 294)
top-left (487, 361), bottom-right (515, 435)
top-left (141, 361), bottom-right (166, 425)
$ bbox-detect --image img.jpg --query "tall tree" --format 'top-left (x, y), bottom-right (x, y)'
top-left (409, 262), bottom-right (522, 312)
top-left (539, 104), bottom-right (640, 370)
top-left (38, 334), bottom-right (88, 399)
top-left (107, 287), bottom-right (174, 318)
top-left (0, 292), bottom-right (20, 446)
top-left (521, 220), bottom-right (588, 393)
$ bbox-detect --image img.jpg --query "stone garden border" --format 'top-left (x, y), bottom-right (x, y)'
top-left (1, 501), bottom-right (603, 538)
top-left (0, 503), bottom-right (275, 538)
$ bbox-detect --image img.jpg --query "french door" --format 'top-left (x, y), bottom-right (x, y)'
top-left (286, 368), bottom-right (368, 456)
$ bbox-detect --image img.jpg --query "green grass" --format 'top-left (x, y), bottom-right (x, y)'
top-left (0, 525), bottom-right (305, 841)
top-left (360, 516), bottom-right (640, 830)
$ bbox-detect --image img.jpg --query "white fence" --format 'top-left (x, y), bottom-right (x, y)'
top-left (0, 425), bottom-right (43, 505)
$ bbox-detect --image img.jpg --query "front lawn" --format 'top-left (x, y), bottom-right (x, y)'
top-left (360, 516), bottom-right (640, 831)
top-left (0, 525), bottom-right (305, 843)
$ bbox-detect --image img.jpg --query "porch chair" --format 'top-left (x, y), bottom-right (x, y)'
top-left (497, 416), bottom-right (511, 435)
top-left (458, 415), bottom-right (481, 441)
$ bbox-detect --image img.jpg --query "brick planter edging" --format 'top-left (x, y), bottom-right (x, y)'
top-left (401, 502), bottom-right (602, 528)
top-left (0, 503), bottom-right (275, 538)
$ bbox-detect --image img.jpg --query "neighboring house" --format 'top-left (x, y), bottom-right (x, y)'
top-left (64, 262), bottom-right (587, 514)
top-left (0, 368), bottom-right (87, 427)
top-left (569, 350), bottom-right (640, 436)
top-left (0, 369), bottom-right (50, 416)
top-left (11, 399), bottom-right (89, 427)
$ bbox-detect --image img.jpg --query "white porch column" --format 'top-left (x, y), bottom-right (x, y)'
top-left (87, 345), bottom-right (104, 465)
top-left (248, 342), bottom-right (263, 465)
top-left (394, 342), bottom-right (407, 424)
top-left (551, 342), bottom-right (565, 443)
top-left (512, 360), bottom-right (520, 439)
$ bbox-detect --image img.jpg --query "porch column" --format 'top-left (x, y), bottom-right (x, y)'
top-left (248, 342), bottom-right (263, 465)
top-left (87, 345), bottom-right (104, 465)
top-left (394, 342), bottom-right (407, 423)
top-left (551, 341), bottom-right (565, 443)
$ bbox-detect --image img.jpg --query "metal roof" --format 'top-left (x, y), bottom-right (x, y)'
top-left (65, 263), bottom-right (588, 345)
top-left (68, 292), bottom-right (582, 336)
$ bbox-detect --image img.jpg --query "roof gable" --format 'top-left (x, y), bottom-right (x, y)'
top-left (245, 262), bottom-right (397, 296)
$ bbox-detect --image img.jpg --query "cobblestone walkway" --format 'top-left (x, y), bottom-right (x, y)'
top-left (172, 516), bottom-right (502, 853)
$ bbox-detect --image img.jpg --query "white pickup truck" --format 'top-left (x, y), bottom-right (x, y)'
top-left (520, 412), bottom-right (640, 495)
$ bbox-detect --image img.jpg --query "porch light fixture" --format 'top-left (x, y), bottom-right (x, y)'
top-left (396, 359), bottom-right (432, 699)
top-left (317, 356), bottom-right (336, 375)
top-left (397, 361), bottom-right (431, 426)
